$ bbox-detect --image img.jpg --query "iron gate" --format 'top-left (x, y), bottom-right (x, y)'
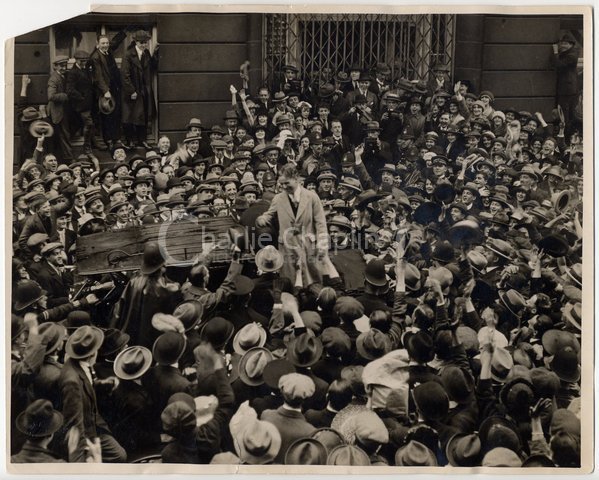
top-left (263, 13), bottom-right (455, 87)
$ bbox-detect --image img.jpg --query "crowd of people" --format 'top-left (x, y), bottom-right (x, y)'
top-left (10, 28), bottom-right (584, 467)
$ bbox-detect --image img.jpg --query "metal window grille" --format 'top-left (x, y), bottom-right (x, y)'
top-left (263, 13), bottom-right (455, 87)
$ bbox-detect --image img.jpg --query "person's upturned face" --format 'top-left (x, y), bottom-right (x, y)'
top-left (319, 179), bottom-right (334, 192)
top-left (329, 226), bottom-right (349, 247)
top-left (225, 183), bottom-right (237, 200)
top-left (520, 173), bottom-right (533, 188)
top-left (432, 164), bottom-right (446, 177)
top-left (410, 104), bottom-right (421, 115)
top-left (89, 199), bottom-right (104, 214)
top-left (158, 137), bottom-right (171, 151)
top-left (188, 140), bottom-right (200, 153)
top-left (54, 62), bottom-right (67, 75)
top-left (331, 122), bottom-right (342, 136)
top-left (136, 40), bottom-right (149, 51)
top-left (198, 190), bottom-right (214, 202)
top-left (450, 207), bottom-right (464, 222)
top-left (461, 190), bottom-right (474, 205)
top-left (44, 156), bottom-right (58, 172)
top-left (376, 230), bottom-right (393, 251)
top-left (116, 205), bottom-right (129, 223)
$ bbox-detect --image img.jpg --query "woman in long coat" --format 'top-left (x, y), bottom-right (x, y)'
top-left (121, 30), bottom-right (159, 148)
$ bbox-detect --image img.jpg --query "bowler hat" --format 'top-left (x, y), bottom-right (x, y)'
top-left (364, 258), bottom-right (388, 287)
top-left (239, 419), bottom-right (282, 465)
top-left (13, 280), bottom-right (46, 312)
top-left (66, 326), bottom-right (105, 360)
top-left (152, 332), bottom-right (187, 365)
top-left (98, 328), bottom-right (130, 358)
top-left (432, 240), bottom-right (455, 263)
top-left (327, 445), bottom-right (370, 466)
top-left (448, 220), bottom-right (484, 247)
top-left (98, 96), bottom-right (116, 115)
top-left (114, 346), bottom-right (153, 380)
top-left (60, 310), bottom-right (91, 332)
top-left (140, 241), bottom-right (166, 275)
top-left (239, 347), bottom-right (273, 386)
top-left (287, 332), bottom-right (323, 367)
top-left (404, 330), bottom-right (434, 364)
top-left (200, 317), bottom-right (234, 350)
top-left (550, 346), bottom-right (580, 382)
top-left (285, 438), bottom-right (327, 465)
top-left (16, 399), bottom-right (63, 438)
top-left (395, 440), bottom-right (438, 466)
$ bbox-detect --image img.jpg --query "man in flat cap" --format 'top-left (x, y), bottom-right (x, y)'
top-left (47, 56), bottom-right (73, 161)
top-left (66, 50), bottom-right (95, 154)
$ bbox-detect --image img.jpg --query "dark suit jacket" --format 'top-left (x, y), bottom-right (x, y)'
top-left (143, 365), bottom-right (191, 418)
top-left (11, 442), bottom-right (65, 463)
top-left (305, 407), bottom-right (336, 428)
top-left (18, 212), bottom-right (57, 256)
top-left (88, 31), bottom-right (126, 97)
top-left (121, 44), bottom-right (158, 125)
top-left (110, 379), bottom-right (161, 454)
top-left (66, 64), bottom-right (94, 113)
top-left (32, 260), bottom-right (73, 308)
top-left (261, 406), bottom-right (317, 464)
top-left (58, 359), bottom-right (109, 460)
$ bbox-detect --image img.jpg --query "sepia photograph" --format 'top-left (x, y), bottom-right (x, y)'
top-left (5, 4), bottom-right (593, 474)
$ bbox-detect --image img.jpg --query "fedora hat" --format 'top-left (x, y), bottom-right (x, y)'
top-left (287, 332), bottom-right (323, 367)
top-left (549, 346), bottom-right (580, 382)
top-left (272, 91), bottom-right (288, 103)
top-left (563, 303), bottom-right (582, 332)
top-left (311, 428), bottom-right (345, 454)
top-left (285, 437), bottom-right (327, 465)
top-left (29, 120), bottom-right (54, 138)
top-left (66, 326), bottom-right (105, 360)
top-left (173, 300), bottom-right (204, 332)
top-left (498, 289), bottom-right (527, 317)
top-left (16, 399), bottom-right (63, 438)
top-left (551, 190), bottom-right (571, 213)
top-left (327, 445), bottom-right (370, 466)
top-left (98, 328), bottom-right (130, 358)
top-left (483, 238), bottom-right (513, 261)
top-left (233, 322), bottom-right (267, 355)
top-left (238, 419), bottom-right (282, 465)
top-left (404, 263), bottom-right (422, 291)
top-left (114, 346), bottom-right (153, 380)
top-left (364, 258), bottom-right (388, 287)
top-left (395, 440), bottom-right (438, 466)
top-left (20, 106), bottom-right (42, 122)
top-left (153, 332), bottom-right (187, 366)
top-left (431, 240), bottom-right (455, 263)
top-left (490, 347), bottom-right (514, 383)
top-left (446, 433), bottom-right (482, 467)
top-left (239, 347), bottom-right (273, 386)
top-left (185, 117), bottom-right (202, 130)
top-left (499, 378), bottom-right (534, 413)
top-left (255, 245), bottom-right (284, 272)
top-left (98, 96), bottom-right (116, 115)
top-left (38, 322), bottom-right (67, 355)
top-left (199, 317), bottom-right (234, 350)
top-left (13, 280), bottom-right (46, 311)
top-left (328, 215), bottom-right (352, 232)
top-left (140, 241), bottom-right (166, 275)
top-left (356, 328), bottom-right (392, 361)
